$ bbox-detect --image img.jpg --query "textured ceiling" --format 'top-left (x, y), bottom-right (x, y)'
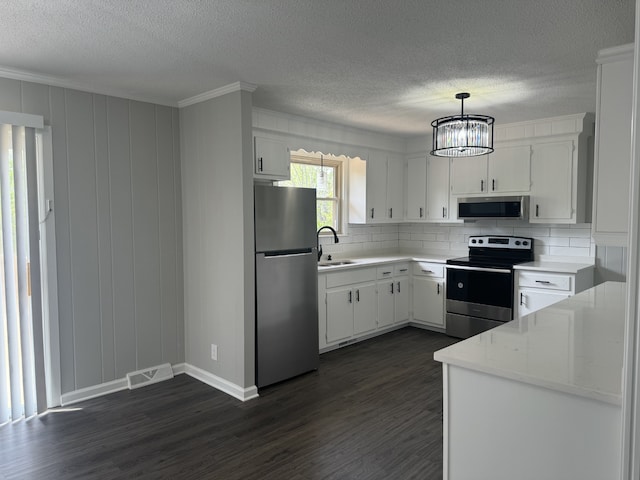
top-left (0, 0), bottom-right (634, 136)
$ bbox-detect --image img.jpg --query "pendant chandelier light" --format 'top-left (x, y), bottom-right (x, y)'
top-left (430, 92), bottom-right (494, 157)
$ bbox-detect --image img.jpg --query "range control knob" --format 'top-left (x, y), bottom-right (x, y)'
top-left (523, 241), bottom-right (529, 246)
top-left (471, 239), bottom-right (476, 244)
top-left (515, 241), bottom-right (521, 246)
top-left (478, 239), bottom-right (484, 244)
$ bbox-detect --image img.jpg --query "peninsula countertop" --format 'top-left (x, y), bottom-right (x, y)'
top-left (434, 281), bottom-right (626, 404)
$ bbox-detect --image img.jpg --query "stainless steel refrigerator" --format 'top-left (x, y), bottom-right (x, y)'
top-left (254, 184), bottom-right (319, 388)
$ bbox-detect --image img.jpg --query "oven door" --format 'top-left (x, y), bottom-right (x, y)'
top-left (446, 265), bottom-right (514, 322)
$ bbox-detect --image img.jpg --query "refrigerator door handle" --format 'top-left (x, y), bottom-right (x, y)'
top-left (263, 249), bottom-right (313, 258)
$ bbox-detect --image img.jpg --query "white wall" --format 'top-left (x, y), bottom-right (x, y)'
top-left (180, 90), bottom-right (255, 389)
top-left (0, 77), bottom-right (184, 395)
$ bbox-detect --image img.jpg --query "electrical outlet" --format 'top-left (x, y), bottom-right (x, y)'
top-left (211, 343), bottom-right (218, 361)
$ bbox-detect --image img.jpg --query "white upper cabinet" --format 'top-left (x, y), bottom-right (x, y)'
top-left (349, 152), bottom-right (404, 224)
top-left (253, 136), bottom-right (290, 179)
top-left (450, 156), bottom-right (488, 194)
top-left (488, 145), bottom-right (531, 193)
top-left (405, 155), bottom-right (428, 221)
top-left (530, 140), bottom-right (575, 222)
top-left (528, 113), bottom-right (593, 224)
top-left (592, 44), bottom-right (633, 246)
top-left (426, 156), bottom-right (453, 221)
top-left (450, 144), bottom-right (531, 195)
top-left (405, 155), bottom-right (456, 222)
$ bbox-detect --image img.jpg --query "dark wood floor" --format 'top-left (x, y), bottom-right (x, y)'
top-left (0, 327), bottom-right (456, 480)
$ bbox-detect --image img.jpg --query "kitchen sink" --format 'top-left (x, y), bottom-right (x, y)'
top-left (318, 260), bottom-right (356, 267)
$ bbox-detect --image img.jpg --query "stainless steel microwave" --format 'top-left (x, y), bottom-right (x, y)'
top-left (457, 196), bottom-right (529, 220)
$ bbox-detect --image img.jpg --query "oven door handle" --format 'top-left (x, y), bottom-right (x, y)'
top-left (446, 265), bottom-right (512, 274)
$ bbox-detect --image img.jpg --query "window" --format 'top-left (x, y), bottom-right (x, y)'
top-left (277, 151), bottom-right (343, 232)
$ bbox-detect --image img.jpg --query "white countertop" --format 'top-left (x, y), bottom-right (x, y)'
top-left (434, 281), bottom-right (626, 404)
top-left (318, 251), bottom-right (594, 273)
top-left (317, 252), bottom-right (452, 271)
top-left (514, 261), bottom-right (595, 274)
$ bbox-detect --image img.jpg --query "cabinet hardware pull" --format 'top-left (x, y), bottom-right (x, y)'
top-left (422, 269), bottom-right (432, 273)
top-left (535, 280), bottom-right (552, 284)
top-left (371, 208), bottom-right (375, 219)
top-left (397, 282), bottom-right (401, 293)
top-left (419, 207), bottom-right (423, 218)
top-left (492, 179), bottom-right (495, 191)
top-left (356, 289), bottom-right (360, 302)
top-left (520, 292), bottom-right (524, 305)
top-left (481, 179), bottom-right (484, 192)
top-left (383, 271), bottom-right (392, 275)
top-left (348, 291), bottom-right (352, 303)
top-left (389, 207), bottom-right (393, 218)
top-left (536, 204), bottom-right (539, 217)
top-left (437, 283), bottom-right (440, 295)
top-left (399, 268), bottom-right (407, 272)
top-left (258, 157), bottom-right (263, 171)
top-left (391, 282), bottom-right (394, 294)
top-left (442, 207), bottom-right (446, 218)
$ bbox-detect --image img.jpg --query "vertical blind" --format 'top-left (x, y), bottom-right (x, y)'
top-left (0, 123), bottom-right (46, 423)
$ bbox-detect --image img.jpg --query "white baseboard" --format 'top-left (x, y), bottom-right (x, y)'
top-left (58, 362), bottom-right (258, 406)
top-left (60, 378), bottom-right (128, 406)
top-left (183, 363), bottom-right (259, 402)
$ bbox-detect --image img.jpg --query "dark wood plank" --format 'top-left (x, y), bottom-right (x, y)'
top-left (0, 327), bottom-right (456, 479)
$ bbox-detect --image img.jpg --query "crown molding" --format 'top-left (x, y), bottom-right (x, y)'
top-left (178, 81), bottom-right (257, 108)
top-left (0, 65), bottom-right (178, 107)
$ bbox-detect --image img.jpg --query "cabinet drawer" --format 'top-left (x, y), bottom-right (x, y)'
top-left (394, 263), bottom-right (410, 276)
top-left (377, 265), bottom-right (395, 280)
top-left (518, 271), bottom-right (573, 292)
top-left (327, 267), bottom-right (377, 288)
top-left (413, 262), bottom-right (445, 278)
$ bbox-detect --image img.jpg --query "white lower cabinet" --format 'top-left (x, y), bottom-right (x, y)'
top-left (353, 284), bottom-right (377, 335)
top-left (326, 283), bottom-right (377, 342)
top-left (411, 262), bottom-right (445, 328)
top-left (377, 263), bottom-right (410, 327)
top-left (325, 267), bottom-right (378, 343)
top-left (515, 266), bottom-right (594, 317)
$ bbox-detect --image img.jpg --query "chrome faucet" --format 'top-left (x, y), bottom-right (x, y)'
top-left (317, 226), bottom-right (339, 261)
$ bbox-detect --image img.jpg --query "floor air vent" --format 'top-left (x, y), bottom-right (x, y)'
top-left (126, 363), bottom-right (174, 390)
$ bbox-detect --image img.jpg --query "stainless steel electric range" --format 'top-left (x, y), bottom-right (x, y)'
top-left (445, 235), bottom-right (534, 339)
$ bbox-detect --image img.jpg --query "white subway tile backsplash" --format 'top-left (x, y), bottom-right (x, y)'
top-left (512, 226), bottom-right (550, 237)
top-left (569, 237), bottom-right (591, 248)
top-left (345, 222), bottom-right (596, 260)
top-left (550, 227), bottom-right (591, 238)
top-left (549, 246), bottom-right (591, 257)
top-left (399, 239), bottom-right (424, 250)
top-left (540, 237), bottom-right (570, 247)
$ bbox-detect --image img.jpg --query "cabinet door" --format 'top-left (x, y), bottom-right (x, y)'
top-left (592, 54), bottom-right (633, 245)
top-left (354, 283), bottom-right (377, 333)
top-left (386, 156), bottom-right (404, 221)
top-left (530, 140), bottom-right (574, 222)
top-left (450, 156), bottom-right (488, 194)
top-left (326, 288), bottom-right (354, 342)
top-left (254, 136), bottom-right (290, 178)
top-left (406, 156), bottom-right (427, 220)
top-left (366, 153), bottom-right (388, 222)
top-left (517, 289), bottom-right (570, 317)
top-left (488, 145), bottom-right (531, 193)
top-left (412, 277), bottom-right (444, 326)
top-left (377, 280), bottom-right (395, 328)
top-left (394, 277), bottom-right (410, 323)
top-left (426, 156), bottom-right (451, 220)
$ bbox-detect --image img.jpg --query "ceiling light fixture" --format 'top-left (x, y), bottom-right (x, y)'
top-left (430, 92), bottom-right (494, 157)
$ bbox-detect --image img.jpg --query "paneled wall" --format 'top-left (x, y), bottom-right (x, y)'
top-left (180, 90), bottom-right (255, 389)
top-left (0, 78), bottom-right (183, 395)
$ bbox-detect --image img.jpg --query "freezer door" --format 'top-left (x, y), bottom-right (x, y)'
top-left (256, 251), bottom-right (319, 388)
top-left (255, 185), bottom-right (317, 252)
